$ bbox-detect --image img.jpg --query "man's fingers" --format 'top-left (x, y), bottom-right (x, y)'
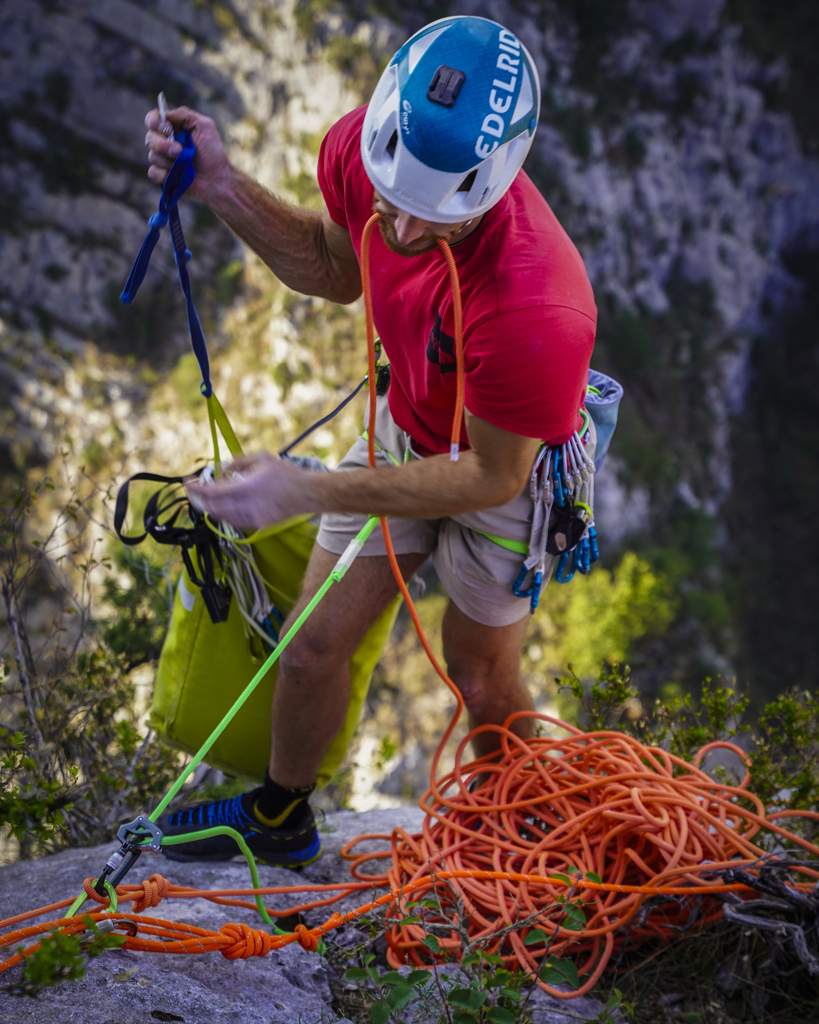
top-left (186, 478), bottom-right (254, 513)
top-left (145, 130), bottom-right (182, 160)
top-left (185, 485), bottom-right (240, 522)
top-left (166, 105), bottom-right (199, 131)
top-left (147, 151), bottom-right (171, 172)
top-left (223, 454), bottom-right (271, 474)
top-left (188, 498), bottom-right (260, 531)
top-left (147, 165), bottom-right (168, 186)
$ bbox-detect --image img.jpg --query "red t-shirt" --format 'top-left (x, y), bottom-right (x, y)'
top-left (317, 107), bottom-right (597, 454)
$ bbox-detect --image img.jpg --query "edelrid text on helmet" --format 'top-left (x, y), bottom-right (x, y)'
top-left (361, 16), bottom-right (541, 224)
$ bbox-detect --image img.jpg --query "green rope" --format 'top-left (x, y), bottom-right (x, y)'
top-left (68, 515), bottom-right (381, 927)
top-left (161, 827), bottom-right (283, 929)
top-left (67, 878), bottom-right (118, 918)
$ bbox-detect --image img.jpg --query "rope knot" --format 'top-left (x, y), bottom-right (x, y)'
top-left (294, 923), bottom-right (320, 951)
top-left (219, 922), bottom-right (275, 961)
top-left (149, 211), bottom-right (169, 230)
top-left (132, 873), bottom-right (172, 913)
top-left (82, 877), bottom-right (111, 906)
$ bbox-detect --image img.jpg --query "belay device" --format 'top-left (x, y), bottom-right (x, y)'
top-left (115, 131), bottom-right (399, 787)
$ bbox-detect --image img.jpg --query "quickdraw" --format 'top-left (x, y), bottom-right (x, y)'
top-left (513, 421), bottom-right (599, 611)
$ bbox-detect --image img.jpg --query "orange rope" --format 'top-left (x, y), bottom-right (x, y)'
top-left (2, 216), bottom-right (817, 997)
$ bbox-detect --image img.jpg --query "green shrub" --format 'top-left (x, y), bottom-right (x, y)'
top-left (0, 475), bottom-right (180, 858)
top-left (544, 551), bottom-right (676, 677)
top-left (4, 918), bottom-right (125, 999)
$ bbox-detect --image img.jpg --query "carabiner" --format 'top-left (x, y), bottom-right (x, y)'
top-left (555, 551), bottom-right (575, 584)
top-left (513, 562), bottom-right (533, 598)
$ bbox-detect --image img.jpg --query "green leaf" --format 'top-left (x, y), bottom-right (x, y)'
top-left (480, 953), bottom-right (505, 966)
top-left (461, 953), bottom-right (481, 966)
top-left (406, 969), bottom-right (431, 987)
top-left (401, 915), bottom-right (422, 925)
top-left (367, 966), bottom-right (381, 985)
top-left (370, 1003), bottom-right (391, 1024)
top-left (562, 903), bottom-right (586, 931)
top-left (551, 873), bottom-right (570, 885)
top-left (565, 864), bottom-right (579, 874)
top-left (386, 985), bottom-right (415, 1010)
top-left (447, 987), bottom-right (485, 1010)
top-left (524, 927), bottom-right (548, 946)
top-left (585, 871), bottom-right (602, 884)
top-left (344, 968), bottom-right (369, 981)
top-left (499, 986), bottom-right (521, 1002)
top-left (381, 970), bottom-right (405, 986)
top-left (363, 953), bottom-right (376, 965)
top-left (452, 1011), bottom-right (479, 1024)
top-left (487, 1008), bottom-right (517, 1024)
top-left (539, 958), bottom-right (579, 990)
top-left (422, 935), bottom-right (441, 953)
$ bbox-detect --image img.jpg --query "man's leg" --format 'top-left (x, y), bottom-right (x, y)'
top-left (269, 543), bottom-right (429, 787)
top-left (158, 542), bottom-right (428, 863)
top-left (441, 599), bottom-right (534, 759)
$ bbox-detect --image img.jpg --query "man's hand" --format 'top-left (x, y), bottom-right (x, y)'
top-left (142, 105), bottom-right (360, 303)
top-left (144, 105), bottom-right (233, 204)
top-left (186, 455), bottom-right (321, 532)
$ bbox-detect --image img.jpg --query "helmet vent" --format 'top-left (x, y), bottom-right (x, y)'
top-left (457, 169), bottom-right (477, 193)
top-left (386, 130), bottom-right (398, 159)
top-left (427, 65), bottom-right (466, 108)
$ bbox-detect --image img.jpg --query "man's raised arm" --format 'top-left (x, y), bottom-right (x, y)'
top-left (144, 106), bottom-right (362, 305)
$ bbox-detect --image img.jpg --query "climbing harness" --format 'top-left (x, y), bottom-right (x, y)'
top-left (8, 140), bottom-right (815, 1005)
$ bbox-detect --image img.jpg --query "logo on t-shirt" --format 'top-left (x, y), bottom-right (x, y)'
top-left (427, 310), bottom-right (456, 373)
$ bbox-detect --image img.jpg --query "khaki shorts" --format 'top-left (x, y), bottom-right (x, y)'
top-left (317, 395), bottom-right (596, 628)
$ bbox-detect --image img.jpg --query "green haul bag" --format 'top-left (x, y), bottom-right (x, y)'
top-left (145, 396), bottom-right (400, 787)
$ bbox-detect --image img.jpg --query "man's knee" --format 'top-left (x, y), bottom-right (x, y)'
top-left (447, 661), bottom-right (497, 717)
top-left (278, 627), bottom-right (346, 679)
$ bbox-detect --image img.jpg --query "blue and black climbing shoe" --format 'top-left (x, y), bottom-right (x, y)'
top-left (158, 791), bottom-right (321, 867)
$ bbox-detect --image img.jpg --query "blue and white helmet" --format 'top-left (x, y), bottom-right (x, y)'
top-left (361, 16), bottom-right (540, 224)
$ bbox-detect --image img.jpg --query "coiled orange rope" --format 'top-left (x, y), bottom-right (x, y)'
top-left (2, 215), bottom-right (818, 997)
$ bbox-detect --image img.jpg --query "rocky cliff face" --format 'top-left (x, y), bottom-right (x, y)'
top-left (1, 0), bottom-right (817, 800)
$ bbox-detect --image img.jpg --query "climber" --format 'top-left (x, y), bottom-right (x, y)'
top-left (142, 15), bottom-right (597, 867)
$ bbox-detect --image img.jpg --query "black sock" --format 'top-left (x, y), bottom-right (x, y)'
top-left (241, 772), bottom-right (315, 828)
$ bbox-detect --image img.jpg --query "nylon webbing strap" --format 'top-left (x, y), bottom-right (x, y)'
top-left (114, 471), bottom-right (191, 546)
top-left (120, 130), bottom-right (212, 398)
top-left (207, 392), bottom-right (243, 475)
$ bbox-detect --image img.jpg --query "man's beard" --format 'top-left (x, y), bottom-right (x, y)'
top-left (376, 216), bottom-right (438, 257)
